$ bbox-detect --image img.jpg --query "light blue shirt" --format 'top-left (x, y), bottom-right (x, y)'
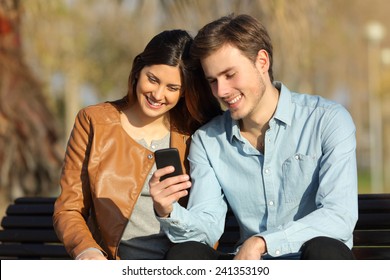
top-left (159, 82), bottom-right (358, 258)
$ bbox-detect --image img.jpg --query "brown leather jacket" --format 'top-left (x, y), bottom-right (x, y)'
top-left (53, 99), bottom-right (190, 260)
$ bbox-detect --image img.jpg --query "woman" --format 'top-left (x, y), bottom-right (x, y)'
top-left (53, 30), bottom-right (222, 260)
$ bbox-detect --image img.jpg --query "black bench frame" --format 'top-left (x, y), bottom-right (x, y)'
top-left (0, 194), bottom-right (389, 259)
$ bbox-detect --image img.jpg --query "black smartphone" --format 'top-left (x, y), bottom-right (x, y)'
top-left (154, 148), bottom-right (183, 181)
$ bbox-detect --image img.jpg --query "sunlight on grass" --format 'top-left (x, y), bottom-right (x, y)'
top-left (358, 170), bottom-right (389, 194)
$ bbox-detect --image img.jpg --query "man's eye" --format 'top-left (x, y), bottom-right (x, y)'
top-left (226, 72), bottom-right (235, 79)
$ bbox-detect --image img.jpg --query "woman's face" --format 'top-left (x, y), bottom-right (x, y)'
top-left (135, 64), bottom-right (182, 119)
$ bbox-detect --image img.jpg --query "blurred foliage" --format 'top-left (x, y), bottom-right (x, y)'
top-left (0, 0), bottom-right (63, 208)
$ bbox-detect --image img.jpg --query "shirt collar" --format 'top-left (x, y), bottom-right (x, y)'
top-left (227, 113), bottom-right (241, 143)
top-left (273, 81), bottom-right (292, 127)
top-left (227, 81), bottom-right (293, 143)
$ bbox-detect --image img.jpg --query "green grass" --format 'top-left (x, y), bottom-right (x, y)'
top-left (358, 170), bottom-right (372, 194)
top-left (358, 169), bottom-right (390, 194)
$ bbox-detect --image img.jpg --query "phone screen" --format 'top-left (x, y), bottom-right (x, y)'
top-left (154, 148), bottom-right (183, 181)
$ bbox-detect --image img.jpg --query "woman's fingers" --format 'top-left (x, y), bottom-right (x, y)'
top-left (149, 167), bottom-right (191, 217)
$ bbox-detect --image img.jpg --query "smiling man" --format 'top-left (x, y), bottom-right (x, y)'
top-left (149, 14), bottom-right (358, 260)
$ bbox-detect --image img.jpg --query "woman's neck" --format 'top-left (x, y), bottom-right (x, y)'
top-left (120, 105), bottom-right (170, 146)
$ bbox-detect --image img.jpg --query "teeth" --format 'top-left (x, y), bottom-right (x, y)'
top-left (227, 95), bottom-right (242, 104)
top-left (147, 97), bottom-right (162, 106)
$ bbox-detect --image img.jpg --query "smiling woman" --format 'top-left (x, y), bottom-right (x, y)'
top-left (122, 63), bottom-right (183, 146)
top-left (52, 29), bottom-right (222, 260)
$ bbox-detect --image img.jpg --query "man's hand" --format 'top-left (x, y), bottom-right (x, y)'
top-left (234, 236), bottom-right (267, 260)
top-left (149, 166), bottom-right (191, 218)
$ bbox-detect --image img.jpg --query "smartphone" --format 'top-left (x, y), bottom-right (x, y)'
top-left (154, 148), bottom-right (183, 181)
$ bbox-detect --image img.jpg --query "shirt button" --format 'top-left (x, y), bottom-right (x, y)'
top-left (269, 201), bottom-right (274, 206)
top-left (295, 154), bottom-right (300, 160)
top-left (264, 168), bottom-right (270, 174)
top-left (275, 250), bottom-right (280, 255)
top-left (147, 154), bottom-right (153, 160)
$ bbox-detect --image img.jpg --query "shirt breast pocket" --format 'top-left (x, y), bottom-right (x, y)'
top-left (282, 153), bottom-right (318, 203)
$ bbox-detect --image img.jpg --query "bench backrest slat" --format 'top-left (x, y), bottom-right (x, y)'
top-left (1, 216), bottom-right (54, 229)
top-left (354, 230), bottom-right (390, 246)
top-left (6, 204), bottom-right (54, 216)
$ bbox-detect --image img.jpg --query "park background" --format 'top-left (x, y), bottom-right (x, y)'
top-left (1, 0), bottom-right (390, 220)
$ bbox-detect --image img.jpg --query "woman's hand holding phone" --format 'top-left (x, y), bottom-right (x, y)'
top-left (149, 148), bottom-right (191, 218)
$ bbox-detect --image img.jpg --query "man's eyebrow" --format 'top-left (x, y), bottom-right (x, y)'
top-left (205, 67), bottom-right (235, 80)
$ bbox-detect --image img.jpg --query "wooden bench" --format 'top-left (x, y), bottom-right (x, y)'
top-left (218, 193), bottom-right (390, 259)
top-left (0, 197), bottom-right (70, 259)
top-left (1, 194), bottom-right (389, 259)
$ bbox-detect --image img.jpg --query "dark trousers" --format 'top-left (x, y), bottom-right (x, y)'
top-left (165, 237), bottom-right (355, 260)
top-left (300, 236), bottom-right (355, 259)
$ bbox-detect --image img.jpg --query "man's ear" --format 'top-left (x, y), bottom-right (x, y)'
top-left (255, 49), bottom-right (270, 74)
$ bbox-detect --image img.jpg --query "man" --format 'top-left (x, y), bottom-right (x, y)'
top-left (149, 14), bottom-right (357, 260)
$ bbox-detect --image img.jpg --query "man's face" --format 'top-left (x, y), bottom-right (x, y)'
top-left (201, 44), bottom-right (266, 121)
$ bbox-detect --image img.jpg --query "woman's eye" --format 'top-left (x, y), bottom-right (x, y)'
top-left (168, 86), bottom-right (180, 92)
top-left (148, 76), bottom-right (158, 83)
